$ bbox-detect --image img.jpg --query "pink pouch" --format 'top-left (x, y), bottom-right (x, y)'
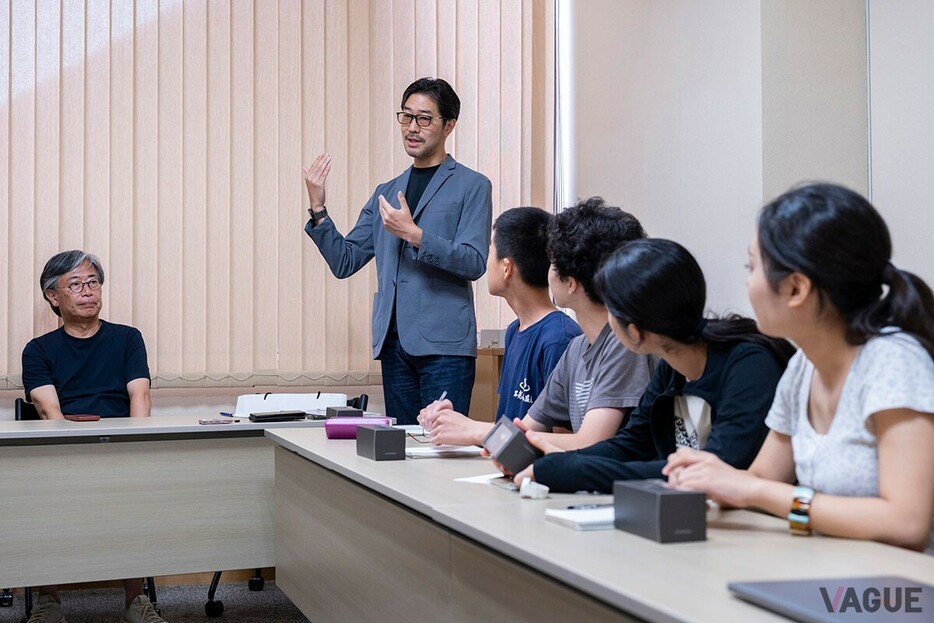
top-left (325, 416), bottom-right (393, 439)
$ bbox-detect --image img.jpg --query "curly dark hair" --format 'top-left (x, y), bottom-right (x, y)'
top-left (547, 197), bottom-right (647, 304)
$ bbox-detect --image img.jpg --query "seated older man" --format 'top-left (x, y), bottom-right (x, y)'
top-left (21, 250), bottom-right (164, 623)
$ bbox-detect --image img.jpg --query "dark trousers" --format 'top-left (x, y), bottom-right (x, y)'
top-left (377, 331), bottom-right (475, 425)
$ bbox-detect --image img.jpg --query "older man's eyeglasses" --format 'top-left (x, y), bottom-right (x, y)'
top-left (62, 279), bottom-right (101, 294)
top-left (396, 112), bottom-right (439, 128)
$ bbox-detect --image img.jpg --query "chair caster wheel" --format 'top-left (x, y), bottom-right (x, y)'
top-left (248, 577), bottom-right (264, 591)
top-left (205, 600), bottom-right (224, 617)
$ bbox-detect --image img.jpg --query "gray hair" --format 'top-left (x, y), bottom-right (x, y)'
top-left (40, 250), bottom-right (106, 317)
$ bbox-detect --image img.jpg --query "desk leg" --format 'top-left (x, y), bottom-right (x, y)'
top-left (275, 447), bottom-right (451, 623)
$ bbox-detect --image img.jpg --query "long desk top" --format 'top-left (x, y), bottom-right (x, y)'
top-left (267, 426), bottom-right (591, 517)
top-left (0, 414), bottom-right (323, 444)
top-left (266, 427), bottom-right (934, 623)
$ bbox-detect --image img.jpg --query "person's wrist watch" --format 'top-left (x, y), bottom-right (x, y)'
top-left (788, 485), bottom-right (815, 536)
top-left (308, 206), bottom-right (328, 224)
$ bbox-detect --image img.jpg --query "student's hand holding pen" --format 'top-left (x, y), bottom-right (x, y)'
top-left (417, 396), bottom-right (453, 433)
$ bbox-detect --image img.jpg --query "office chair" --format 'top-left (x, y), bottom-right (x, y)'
top-left (12, 398), bottom-right (159, 622)
top-left (201, 392), bottom-right (370, 617)
top-left (13, 397), bottom-right (39, 421)
top-left (347, 393), bottom-right (369, 411)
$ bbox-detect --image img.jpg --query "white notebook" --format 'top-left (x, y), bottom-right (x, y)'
top-left (544, 506), bottom-right (615, 531)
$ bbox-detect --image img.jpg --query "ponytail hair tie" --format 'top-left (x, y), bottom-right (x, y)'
top-left (693, 318), bottom-right (709, 340)
top-left (882, 261), bottom-right (898, 284)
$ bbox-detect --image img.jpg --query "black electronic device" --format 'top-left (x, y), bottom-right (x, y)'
top-left (326, 406), bottom-right (364, 419)
top-left (356, 425), bottom-right (405, 461)
top-left (613, 479), bottom-right (706, 543)
top-left (248, 410), bottom-right (307, 422)
top-left (481, 417), bottom-right (542, 475)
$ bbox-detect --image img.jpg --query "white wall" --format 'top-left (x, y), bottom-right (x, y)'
top-left (868, 0), bottom-right (934, 286)
top-left (570, 0), bottom-right (870, 315)
top-left (571, 0), bottom-right (763, 317)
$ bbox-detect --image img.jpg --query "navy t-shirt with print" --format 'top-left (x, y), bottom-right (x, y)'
top-left (495, 310), bottom-right (582, 421)
top-left (22, 320), bottom-right (151, 418)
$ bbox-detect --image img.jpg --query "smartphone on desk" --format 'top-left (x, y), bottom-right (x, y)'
top-left (490, 475), bottom-right (519, 492)
top-left (64, 414), bottom-right (100, 421)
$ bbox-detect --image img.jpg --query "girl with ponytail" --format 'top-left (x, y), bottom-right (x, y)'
top-left (666, 183), bottom-right (934, 552)
top-left (516, 238), bottom-right (794, 493)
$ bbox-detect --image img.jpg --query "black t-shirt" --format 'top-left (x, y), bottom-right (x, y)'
top-left (405, 163), bottom-right (442, 211)
top-left (388, 163), bottom-right (442, 335)
top-left (22, 320), bottom-right (151, 417)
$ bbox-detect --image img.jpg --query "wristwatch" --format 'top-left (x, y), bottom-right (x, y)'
top-left (308, 206), bottom-right (328, 223)
top-left (788, 485), bottom-right (815, 536)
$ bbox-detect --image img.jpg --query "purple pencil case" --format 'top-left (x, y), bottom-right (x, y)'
top-left (325, 416), bottom-right (393, 439)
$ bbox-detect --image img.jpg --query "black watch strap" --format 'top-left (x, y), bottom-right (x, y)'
top-left (308, 206), bottom-right (328, 223)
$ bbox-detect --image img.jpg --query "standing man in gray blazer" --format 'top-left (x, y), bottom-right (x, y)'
top-left (303, 77), bottom-right (493, 425)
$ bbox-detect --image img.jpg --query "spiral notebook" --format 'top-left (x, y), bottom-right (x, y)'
top-left (544, 506), bottom-right (615, 531)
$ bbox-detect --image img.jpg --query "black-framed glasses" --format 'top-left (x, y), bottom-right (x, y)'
top-left (396, 111), bottom-right (440, 128)
top-left (62, 279), bottom-right (101, 294)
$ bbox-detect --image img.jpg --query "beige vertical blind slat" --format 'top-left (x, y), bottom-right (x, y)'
top-left (133, 0), bottom-right (160, 377)
top-left (60, 1), bottom-right (85, 254)
top-left (324, 0), bottom-right (351, 379)
top-left (500, 0), bottom-right (523, 329)
top-left (109, 0), bottom-right (134, 325)
top-left (229, 0), bottom-right (256, 382)
top-left (346, 0), bottom-right (372, 377)
top-left (454, 0), bottom-right (478, 201)
top-left (35, 1), bottom-right (60, 329)
top-left (183, 1), bottom-right (207, 380)
top-left (157, 3), bottom-right (184, 378)
top-left (206, 0), bottom-right (232, 379)
top-left (364, 0), bottom-right (394, 381)
top-left (415, 0), bottom-right (437, 77)
top-left (301, 0), bottom-right (328, 378)
top-left (0, 0), bottom-right (12, 384)
top-left (9, 0), bottom-right (35, 380)
top-left (85, 0), bottom-right (111, 298)
top-left (181, 0), bottom-right (209, 382)
top-left (277, 0), bottom-right (303, 378)
top-left (0, 0), bottom-right (553, 389)
top-left (391, 0), bottom-right (415, 175)
top-left (253, 3), bottom-right (280, 380)
top-left (475, 0), bottom-right (501, 333)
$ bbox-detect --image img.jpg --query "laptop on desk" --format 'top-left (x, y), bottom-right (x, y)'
top-left (728, 576), bottom-right (934, 622)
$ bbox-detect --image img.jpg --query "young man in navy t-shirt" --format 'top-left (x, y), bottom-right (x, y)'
top-left (418, 207), bottom-right (580, 445)
top-left (420, 201), bottom-right (655, 451)
top-left (21, 250), bottom-right (165, 623)
top-left (491, 210), bottom-right (582, 422)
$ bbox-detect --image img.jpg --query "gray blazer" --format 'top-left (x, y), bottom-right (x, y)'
top-left (306, 155), bottom-right (493, 358)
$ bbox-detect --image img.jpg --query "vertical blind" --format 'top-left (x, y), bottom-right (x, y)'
top-left (0, 0), bottom-right (554, 389)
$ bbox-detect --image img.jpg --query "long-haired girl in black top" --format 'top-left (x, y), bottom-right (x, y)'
top-left (514, 238), bottom-right (793, 493)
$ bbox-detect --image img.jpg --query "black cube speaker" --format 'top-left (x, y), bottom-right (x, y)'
top-left (356, 425), bottom-right (405, 461)
top-left (613, 479), bottom-right (706, 543)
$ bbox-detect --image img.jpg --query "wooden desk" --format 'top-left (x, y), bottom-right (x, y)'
top-left (267, 428), bottom-right (934, 623)
top-left (0, 416), bottom-right (321, 588)
top-left (470, 346), bottom-right (504, 422)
